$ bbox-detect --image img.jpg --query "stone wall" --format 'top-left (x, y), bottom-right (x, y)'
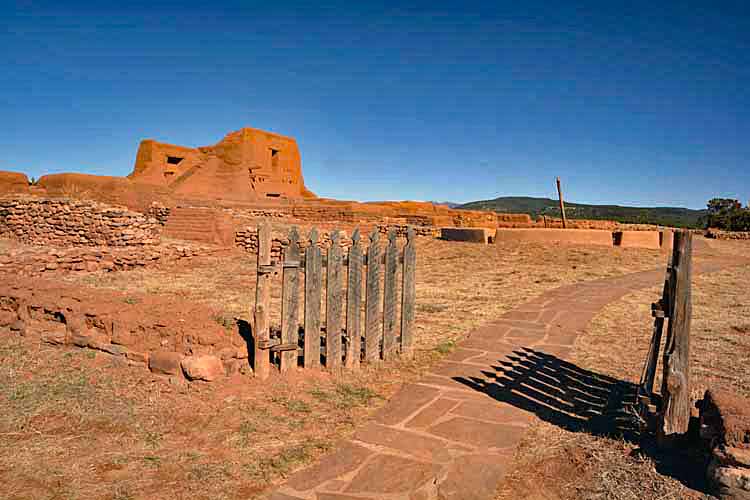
top-left (706, 229), bottom-right (750, 240)
top-left (234, 225), bottom-right (354, 260)
top-left (0, 276), bottom-right (251, 382)
top-left (0, 196), bottom-right (161, 247)
top-left (0, 244), bottom-right (208, 277)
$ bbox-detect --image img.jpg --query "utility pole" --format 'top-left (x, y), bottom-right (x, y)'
top-left (556, 177), bottom-right (568, 229)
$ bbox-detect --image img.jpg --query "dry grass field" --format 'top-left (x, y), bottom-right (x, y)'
top-left (1, 236), bottom-right (744, 499)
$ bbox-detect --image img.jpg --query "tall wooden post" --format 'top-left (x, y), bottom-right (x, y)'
top-left (304, 228), bottom-right (322, 369)
top-left (556, 177), bottom-right (568, 229)
top-left (382, 228), bottom-right (398, 360)
top-left (400, 226), bottom-right (416, 357)
top-left (364, 229), bottom-right (382, 362)
top-left (253, 222), bottom-right (272, 379)
top-left (345, 229), bottom-right (363, 368)
top-left (280, 227), bottom-right (301, 372)
top-left (326, 230), bottom-right (344, 369)
top-left (658, 230), bottom-right (693, 443)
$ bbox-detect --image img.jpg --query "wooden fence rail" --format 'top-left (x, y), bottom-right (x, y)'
top-left (253, 224), bottom-right (417, 377)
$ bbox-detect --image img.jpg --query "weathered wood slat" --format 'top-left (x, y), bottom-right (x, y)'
top-left (345, 229), bottom-right (363, 369)
top-left (400, 226), bottom-right (416, 357)
top-left (326, 230), bottom-right (344, 369)
top-left (253, 222), bottom-right (272, 379)
top-left (382, 228), bottom-right (398, 360)
top-left (304, 228), bottom-right (322, 369)
top-left (659, 230), bottom-right (692, 442)
top-left (280, 227), bottom-right (301, 372)
top-left (364, 229), bottom-right (382, 362)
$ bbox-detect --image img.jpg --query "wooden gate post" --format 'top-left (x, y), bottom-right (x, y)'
top-left (382, 228), bottom-right (399, 360)
top-left (280, 227), bottom-right (301, 372)
top-left (658, 230), bottom-right (693, 443)
top-left (253, 222), bottom-right (272, 379)
top-left (364, 229), bottom-right (382, 362)
top-left (326, 230), bottom-right (344, 369)
top-left (304, 228), bottom-right (322, 369)
top-left (345, 229), bottom-right (363, 369)
top-left (401, 226), bottom-right (416, 357)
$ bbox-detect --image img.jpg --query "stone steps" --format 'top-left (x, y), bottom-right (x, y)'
top-left (162, 208), bottom-right (235, 246)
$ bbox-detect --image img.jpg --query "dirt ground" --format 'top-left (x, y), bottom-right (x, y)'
top-left (0, 235), bottom-right (743, 499)
top-left (495, 255), bottom-right (750, 500)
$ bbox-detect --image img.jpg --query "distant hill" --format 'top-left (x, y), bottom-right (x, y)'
top-left (430, 201), bottom-right (461, 209)
top-left (457, 196), bottom-right (707, 228)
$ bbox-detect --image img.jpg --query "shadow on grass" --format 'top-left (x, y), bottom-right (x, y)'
top-left (453, 347), bottom-right (711, 494)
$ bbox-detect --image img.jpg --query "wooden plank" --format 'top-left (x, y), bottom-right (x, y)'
top-left (556, 176), bottom-right (567, 229)
top-left (326, 230), bottom-right (344, 369)
top-left (642, 253), bottom-right (673, 395)
top-left (304, 228), bottom-right (322, 368)
top-left (659, 230), bottom-right (693, 442)
top-left (364, 229), bottom-right (382, 362)
top-left (382, 228), bottom-right (398, 360)
top-left (280, 227), bottom-right (301, 372)
top-left (400, 226), bottom-right (416, 357)
top-left (345, 228), bottom-right (363, 369)
top-left (253, 222), bottom-right (272, 379)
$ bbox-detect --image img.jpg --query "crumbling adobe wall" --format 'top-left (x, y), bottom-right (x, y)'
top-left (0, 196), bottom-right (161, 247)
top-left (0, 277), bottom-right (251, 382)
top-left (0, 171), bottom-right (30, 194)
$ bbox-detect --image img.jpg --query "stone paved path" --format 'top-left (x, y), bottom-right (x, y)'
top-left (268, 258), bottom-right (732, 500)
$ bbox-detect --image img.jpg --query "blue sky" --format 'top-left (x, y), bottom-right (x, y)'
top-left (1, 0), bottom-right (748, 208)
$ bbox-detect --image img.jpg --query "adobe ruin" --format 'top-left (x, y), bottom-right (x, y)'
top-left (129, 127), bottom-right (315, 201)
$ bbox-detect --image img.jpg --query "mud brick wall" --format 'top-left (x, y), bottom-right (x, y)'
top-left (0, 197), bottom-right (161, 247)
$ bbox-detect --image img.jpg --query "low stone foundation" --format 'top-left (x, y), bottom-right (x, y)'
top-left (0, 277), bottom-right (251, 382)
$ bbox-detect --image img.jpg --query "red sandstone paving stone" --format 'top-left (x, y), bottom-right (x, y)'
top-left (354, 423), bottom-right (469, 463)
top-left (444, 347), bottom-right (485, 363)
top-left (319, 480), bottom-right (348, 492)
top-left (449, 400), bottom-right (534, 425)
top-left (525, 344), bottom-right (573, 360)
top-left (268, 492), bottom-right (307, 500)
top-left (461, 333), bottom-right (515, 351)
top-left (499, 309), bottom-right (542, 322)
top-left (538, 308), bottom-right (561, 324)
top-left (404, 398), bottom-right (461, 430)
top-left (543, 327), bottom-right (579, 346)
top-left (461, 349), bottom-right (527, 367)
top-left (491, 318), bottom-right (548, 330)
top-left (345, 454), bottom-right (441, 495)
top-left (428, 417), bottom-right (525, 450)
top-left (370, 383), bottom-right (441, 426)
top-left (286, 441), bottom-right (374, 492)
top-left (550, 310), bottom-right (596, 331)
top-left (503, 328), bottom-right (547, 345)
top-left (316, 493), bottom-right (379, 500)
top-left (437, 453), bottom-right (511, 500)
top-left (430, 361), bottom-right (500, 381)
top-left (417, 376), bottom-right (489, 395)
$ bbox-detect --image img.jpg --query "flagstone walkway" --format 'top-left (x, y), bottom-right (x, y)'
top-left (268, 258), bottom-right (732, 500)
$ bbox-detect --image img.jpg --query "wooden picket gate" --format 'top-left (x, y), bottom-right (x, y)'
top-left (252, 224), bottom-right (416, 378)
